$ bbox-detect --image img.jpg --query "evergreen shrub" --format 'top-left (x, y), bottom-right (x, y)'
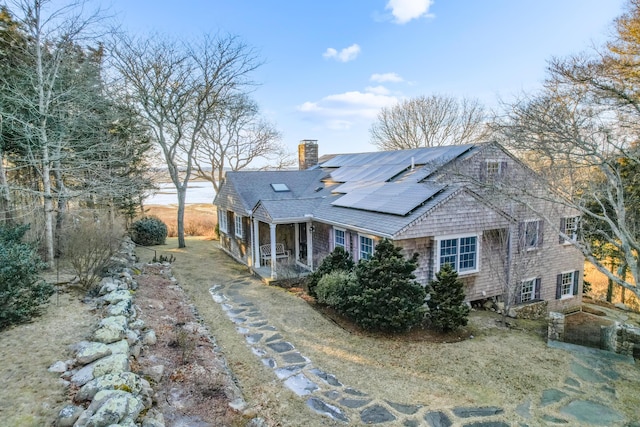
top-left (425, 263), bottom-right (470, 332)
top-left (315, 271), bottom-right (358, 308)
top-left (344, 239), bottom-right (426, 332)
top-left (130, 216), bottom-right (168, 246)
top-left (0, 224), bottom-right (54, 330)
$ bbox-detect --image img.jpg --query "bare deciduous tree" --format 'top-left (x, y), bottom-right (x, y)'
top-left (492, 1), bottom-right (640, 300)
top-left (194, 93), bottom-right (290, 193)
top-left (369, 94), bottom-right (490, 151)
top-left (111, 33), bottom-right (261, 247)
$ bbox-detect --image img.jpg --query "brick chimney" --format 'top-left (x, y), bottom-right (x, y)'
top-left (298, 139), bottom-right (319, 170)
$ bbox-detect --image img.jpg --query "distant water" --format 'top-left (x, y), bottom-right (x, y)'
top-left (145, 182), bottom-right (216, 206)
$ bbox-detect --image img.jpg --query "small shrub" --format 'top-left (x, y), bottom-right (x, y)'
top-left (60, 214), bottom-right (124, 290)
top-left (0, 224), bottom-right (54, 330)
top-left (426, 263), bottom-right (470, 332)
top-left (316, 271), bottom-right (358, 308)
top-left (153, 253), bottom-right (175, 264)
top-left (306, 246), bottom-right (354, 298)
top-left (130, 216), bottom-right (168, 246)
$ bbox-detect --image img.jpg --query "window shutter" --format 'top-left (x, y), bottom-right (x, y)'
top-left (559, 218), bottom-right (566, 244)
top-left (515, 283), bottom-right (522, 305)
top-left (500, 161), bottom-right (507, 176)
top-left (537, 220), bottom-right (544, 247)
top-left (556, 274), bottom-right (562, 299)
top-left (534, 278), bottom-right (541, 300)
top-left (480, 161), bottom-right (487, 182)
top-left (572, 270), bottom-right (580, 295)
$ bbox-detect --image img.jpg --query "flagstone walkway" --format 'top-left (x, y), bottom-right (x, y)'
top-left (206, 276), bottom-right (638, 426)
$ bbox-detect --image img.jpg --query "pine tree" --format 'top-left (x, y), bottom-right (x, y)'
top-left (345, 239), bottom-right (426, 332)
top-left (426, 263), bottom-right (470, 332)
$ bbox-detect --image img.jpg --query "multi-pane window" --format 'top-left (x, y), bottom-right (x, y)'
top-left (334, 229), bottom-right (345, 249)
top-left (360, 235), bottom-right (373, 260)
top-left (561, 216), bottom-right (579, 243)
top-left (234, 214), bottom-right (243, 238)
top-left (521, 279), bottom-right (535, 303)
top-left (438, 236), bottom-right (478, 273)
top-left (218, 209), bottom-right (228, 233)
top-left (486, 161), bottom-right (500, 177)
top-left (524, 220), bottom-right (541, 249)
top-left (560, 271), bottom-right (574, 298)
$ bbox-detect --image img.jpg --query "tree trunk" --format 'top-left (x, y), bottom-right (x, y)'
top-left (0, 148), bottom-right (13, 223)
top-left (177, 186), bottom-right (186, 248)
top-left (53, 166), bottom-right (68, 257)
top-left (606, 260), bottom-right (615, 303)
top-left (42, 155), bottom-right (55, 265)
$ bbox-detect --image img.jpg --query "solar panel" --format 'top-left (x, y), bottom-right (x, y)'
top-left (331, 182), bottom-right (443, 216)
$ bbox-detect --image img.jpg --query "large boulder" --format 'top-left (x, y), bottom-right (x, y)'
top-left (75, 372), bottom-right (151, 403)
top-left (102, 289), bottom-right (132, 305)
top-left (93, 353), bottom-right (129, 378)
top-left (74, 389), bottom-right (144, 427)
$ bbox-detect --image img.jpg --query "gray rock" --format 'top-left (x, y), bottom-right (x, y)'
top-left (424, 411), bottom-right (452, 427)
top-left (559, 400), bottom-right (625, 425)
top-left (310, 368), bottom-right (342, 387)
top-left (266, 341), bottom-right (294, 353)
top-left (452, 406), bottom-right (504, 418)
top-left (70, 362), bottom-right (97, 386)
top-left (144, 365), bottom-right (165, 383)
top-left (48, 361), bottom-right (68, 373)
top-left (103, 289), bottom-right (132, 305)
top-left (339, 397), bottom-right (371, 408)
top-left (386, 401), bottom-right (421, 415)
top-left (54, 404), bottom-right (83, 427)
top-left (93, 316), bottom-right (128, 344)
top-left (129, 319), bottom-right (145, 330)
top-left (360, 404), bottom-right (396, 424)
top-left (245, 417), bottom-right (268, 427)
top-left (106, 339), bottom-right (130, 355)
top-left (73, 341), bottom-right (112, 365)
top-left (93, 353), bottom-right (129, 378)
top-left (141, 408), bottom-right (165, 427)
top-left (108, 299), bottom-right (133, 317)
top-left (125, 328), bottom-right (140, 346)
top-left (541, 388), bottom-right (569, 406)
top-left (142, 330), bottom-right (157, 346)
top-left (307, 397), bottom-right (349, 423)
top-left (98, 277), bottom-right (118, 296)
top-left (75, 372), bottom-right (148, 402)
top-left (77, 389), bottom-right (144, 427)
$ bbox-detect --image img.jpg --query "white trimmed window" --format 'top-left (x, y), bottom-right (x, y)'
top-left (521, 279), bottom-right (535, 303)
top-left (218, 209), bottom-right (228, 233)
top-left (560, 216), bottom-right (579, 243)
top-left (437, 235), bottom-right (479, 274)
top-left (483, 160), bottom-right (506, 181)
top-left (234, 214), bottom-right (243, 238)
top-left (523, 219), bottom-right (543, 250)
top-left (334, 228), bottom-right (345, 249)
top-left (359, 235), bottom-right (374, 260)
top-left (556, 270), bottom-right (579, 299)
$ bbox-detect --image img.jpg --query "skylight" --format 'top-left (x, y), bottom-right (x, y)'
top-left (271, 183), bottom-right (290, 192)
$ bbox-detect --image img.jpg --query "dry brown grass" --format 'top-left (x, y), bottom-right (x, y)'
top-left (143, 204), bottom-right (217, 239)
top-left (147, 237), bottom-right (640, 426)
top-left (0, 288), bottom-right (98, 426)
top-left (584, 262), bottom-right (640, 312)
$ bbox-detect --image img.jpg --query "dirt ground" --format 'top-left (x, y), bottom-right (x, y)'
top-left (2, 235), bottom-right (640, 426)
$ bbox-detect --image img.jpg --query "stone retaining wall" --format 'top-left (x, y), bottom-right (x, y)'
top-left (51, 237), bottom-right (166, 427)
top-left (601, 322), bottom-right (640, 358)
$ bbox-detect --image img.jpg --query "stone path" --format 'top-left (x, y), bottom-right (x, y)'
top-left (209, 278), bottom-right (637, 426)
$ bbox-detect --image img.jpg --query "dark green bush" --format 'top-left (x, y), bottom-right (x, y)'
top-left (425, 263), bottom-right (470, 332)
top-left (306, 246), bottom-right (354, 298)
top-left (130, 216), bottom-right (168, 246)
top-left (343, 239), bottom-right (426, 332)
top-left (0, 224), bottom-right (54, 330)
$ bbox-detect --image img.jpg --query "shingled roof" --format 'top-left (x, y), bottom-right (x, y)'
top-left (214, 144), bottom-right (485, 235)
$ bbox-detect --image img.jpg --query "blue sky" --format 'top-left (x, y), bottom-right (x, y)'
top-left (107, 0), bottom-right (625, 161)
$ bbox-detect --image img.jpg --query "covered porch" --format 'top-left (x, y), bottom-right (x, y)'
top-left (251, 198), bottom-right (321, 280)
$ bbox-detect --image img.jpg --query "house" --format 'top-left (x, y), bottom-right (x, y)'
top-left (213, 140), bottom-right (584, 313)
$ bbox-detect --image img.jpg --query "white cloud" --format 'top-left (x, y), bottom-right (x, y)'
top-left (385, 0), bottom-right (434, 24)
top-left (365, 85), bottom-right (391, 95)
top-left (370, 72), bottom-right (404, 83)
top-left (323, 44), bottom-right (361, 62)
top-left (296, 88), bottom-right (400, 132)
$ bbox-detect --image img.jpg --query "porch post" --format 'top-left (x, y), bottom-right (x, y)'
top-left (253, 218), bottom-right (261, 267)
top-left (294, 223), bottom-right (300, 262)
top-left (270, 223), bottom-right (277, 279)
top-left (306, 221), bottom-right (313, 269)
